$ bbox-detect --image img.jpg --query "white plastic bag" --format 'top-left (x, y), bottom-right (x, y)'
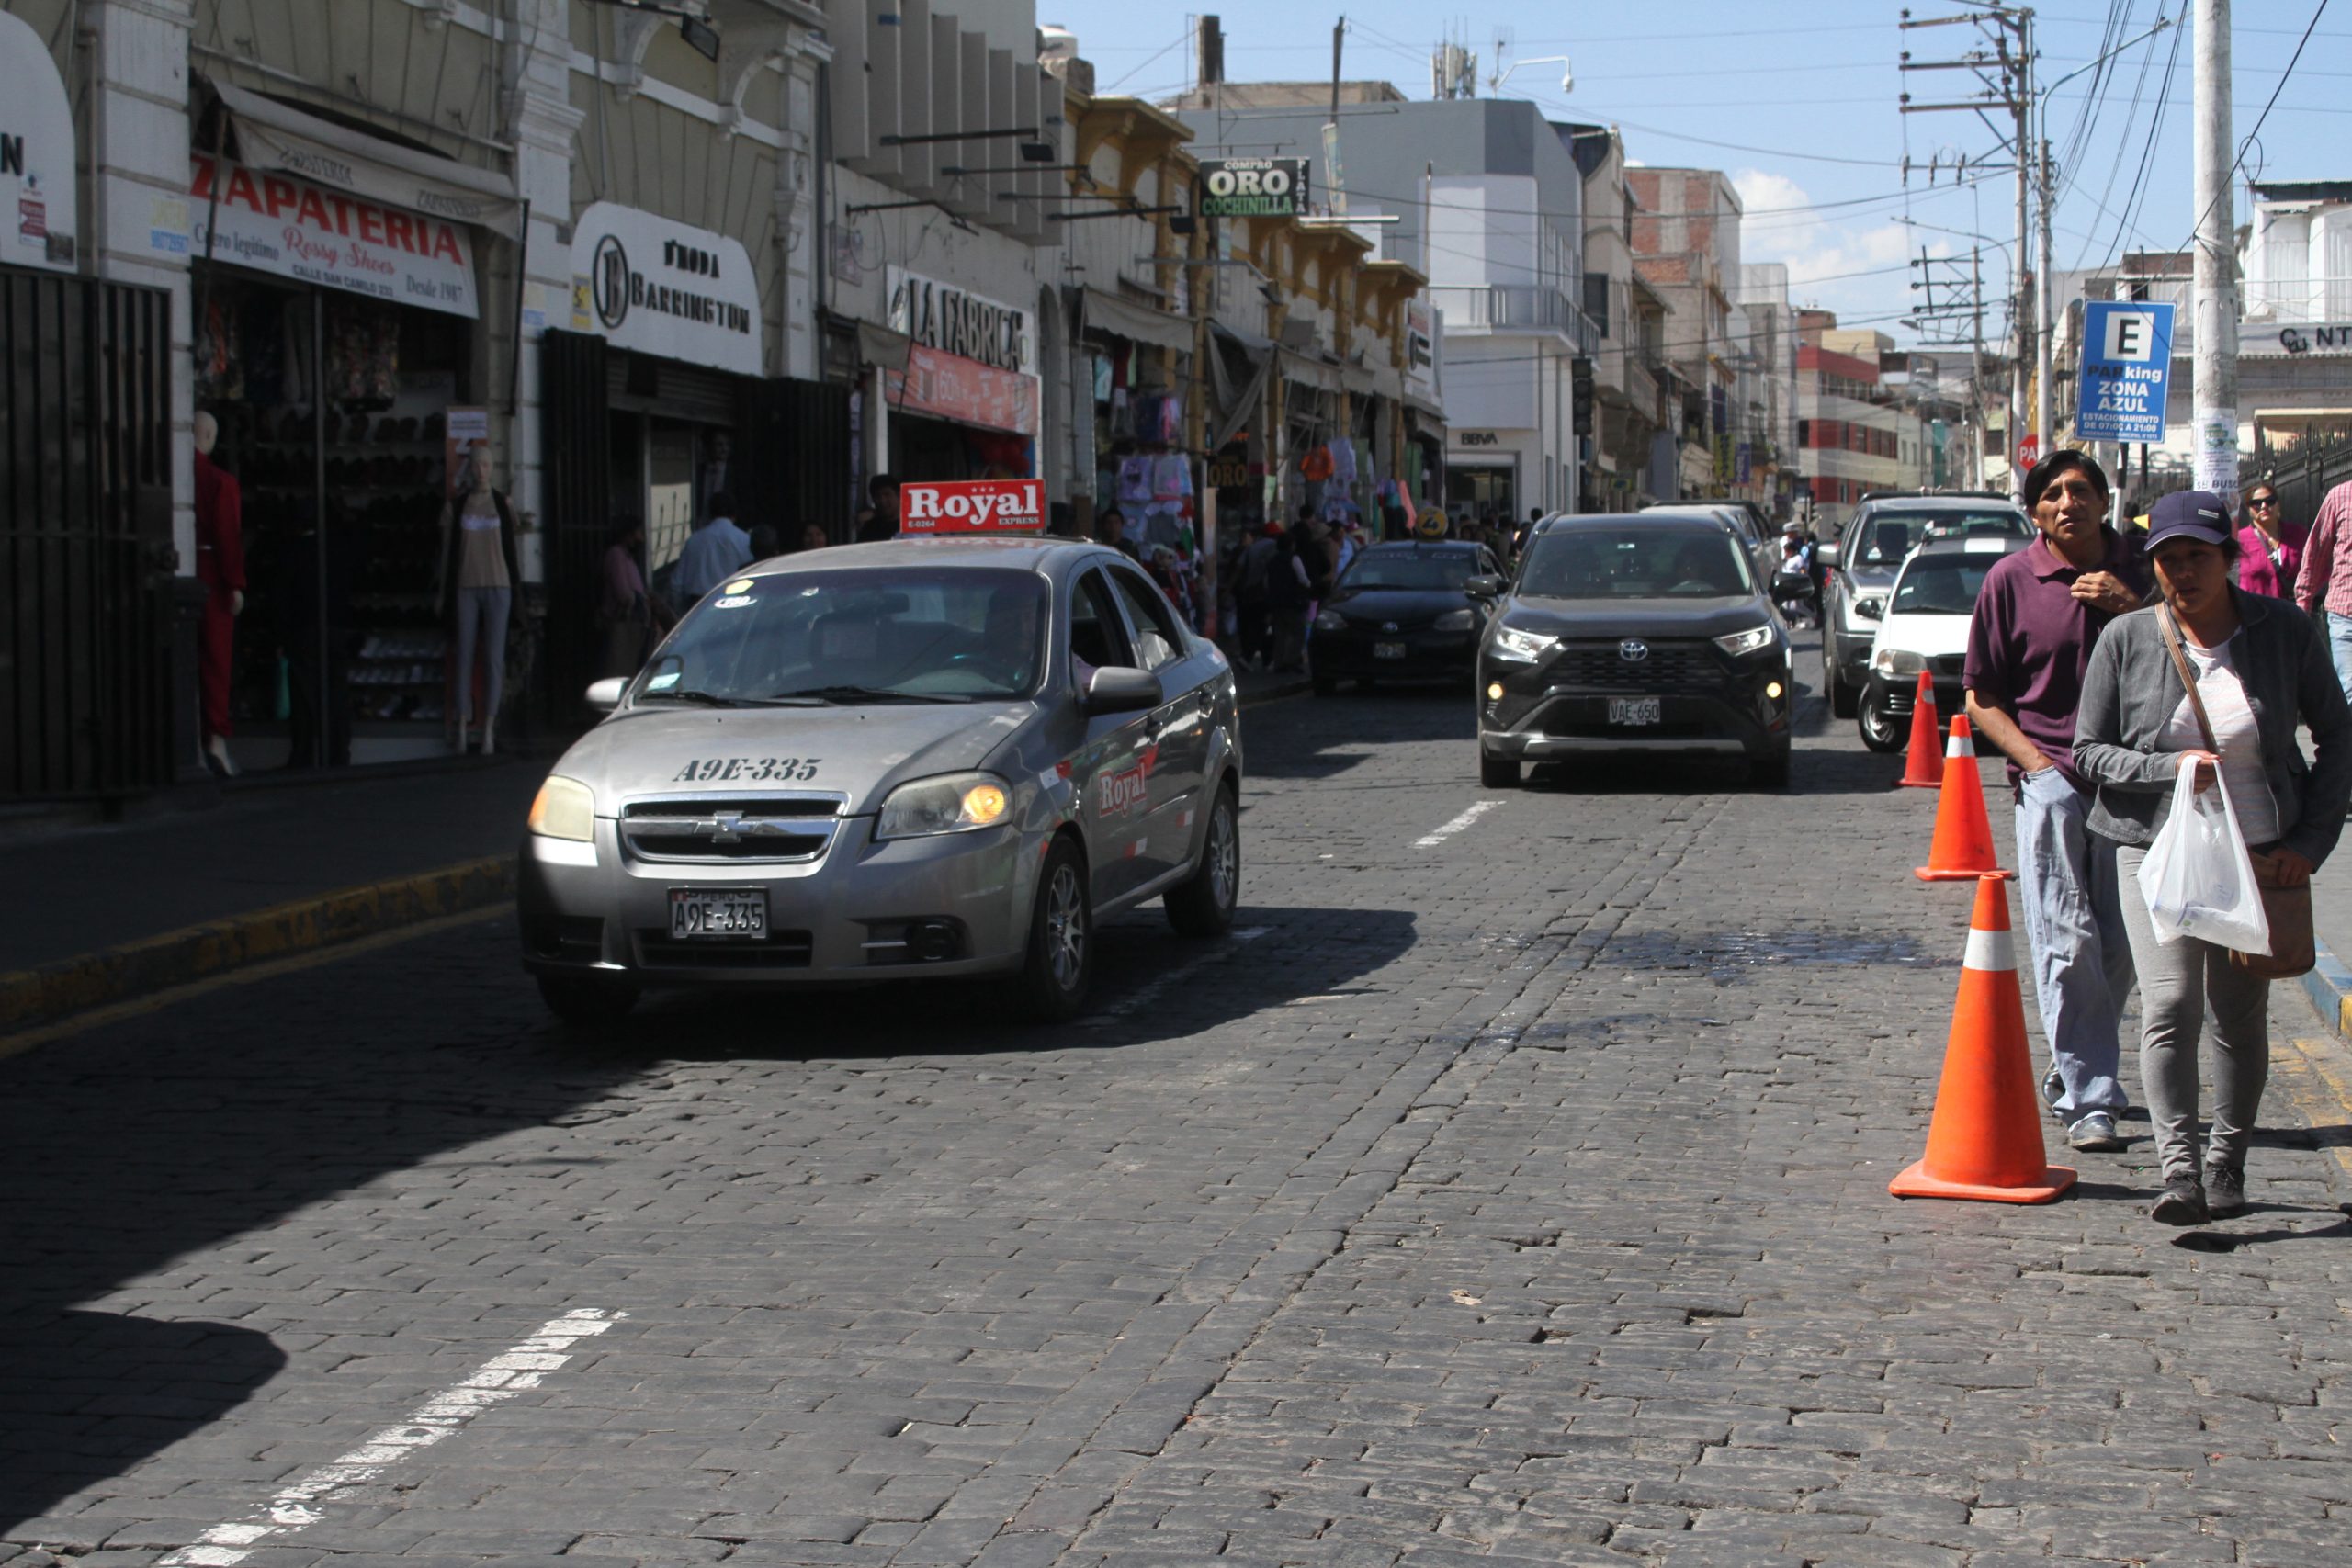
top-left (2138, 760), bottom-right (2272, 954)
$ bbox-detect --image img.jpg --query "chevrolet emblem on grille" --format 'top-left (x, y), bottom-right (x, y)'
top-left (710, 811), bottom-right (745, 844)
top-left (1619, 639), bottom-right (1650, 663)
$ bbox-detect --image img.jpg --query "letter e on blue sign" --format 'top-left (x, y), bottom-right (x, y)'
top-left (2075, 299), bottom-right (2175, 444)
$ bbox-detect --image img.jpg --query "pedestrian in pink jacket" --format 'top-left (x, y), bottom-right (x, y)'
top-left (2236, 480), bottom-right (2305, 598)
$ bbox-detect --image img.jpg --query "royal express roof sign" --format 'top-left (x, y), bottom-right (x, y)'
top-left (571, 202), bottom-right (763, 377)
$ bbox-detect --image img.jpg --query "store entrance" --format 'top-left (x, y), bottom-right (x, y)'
top-left (888, 409), bottom-right (1032, 484)
top-left (1445, 463), bottom-right (1519, 533)
top-left (197, 272), bottom-right (477, 770)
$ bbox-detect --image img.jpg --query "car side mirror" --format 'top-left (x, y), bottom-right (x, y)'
top-left (585, 677), bottom-right (628, 713)
top-left (1464, 574), bottom-right (1503, 599)
top-left (1082, 666), bottom-right (1160, 716)
top-left (1815, 543), bottom-right (1841, 569)
top-left (1853, 598), bottom-right (1883, 622)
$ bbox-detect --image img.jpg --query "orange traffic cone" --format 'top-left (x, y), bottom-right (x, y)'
top-left (1896, 671), bottom-right (1941, 788)
top-left (1891, 874), bottom-right (2075, 1204)
top-left (1916, 715), bottom-right (2001, 882)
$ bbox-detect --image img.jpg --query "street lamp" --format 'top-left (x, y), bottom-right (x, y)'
top-left (1488, 55), bottom-right (1573, 96)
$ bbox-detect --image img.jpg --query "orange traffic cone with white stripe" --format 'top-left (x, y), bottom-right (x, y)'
top-left (1890, 874), bottom-right (2075, 1204)
top-left (1896, 671), bottom-right (1942, 788)
top-left (1916, 714), bottom-right (2000, 882)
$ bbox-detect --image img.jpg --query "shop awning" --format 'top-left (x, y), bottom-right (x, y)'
top-left (1082, 288), bottom-right (1196, 355)
top-left (857, 321), bottom-right (912, 373)
top-left (1338, 361), bottom-right (1378, 396)
top-left (209, 79), bottom-right (524, 240)
top-left (1278, 350), bottom-right (1340, 393)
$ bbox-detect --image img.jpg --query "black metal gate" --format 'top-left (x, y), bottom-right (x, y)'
top-left (1, 266), bottom-right (175, 799)
top-left (538, 329), bottom-right (612, 717)
top-left (737, 377), bottom-right (854, 544)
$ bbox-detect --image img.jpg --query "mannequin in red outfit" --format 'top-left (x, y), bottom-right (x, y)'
top-left (194, 412), bottom-right (245, 777)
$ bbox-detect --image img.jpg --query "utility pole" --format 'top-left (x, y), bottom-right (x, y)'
top-left (2035, 130), bottom-right (2054, 458)
top-left (1324, 17), bottom-right (1348, 219)
top-left (1899, 3), bottom-right (2033, 492)
top-left (2191, 0), bottom-right (2238, 503)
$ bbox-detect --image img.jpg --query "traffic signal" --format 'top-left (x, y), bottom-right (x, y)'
top-left (1570, 356), bottom-right (1595, 436)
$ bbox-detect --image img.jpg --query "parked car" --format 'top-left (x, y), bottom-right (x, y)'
top-left (1472, 513), bottom-right (1795, 789)
top-left (518, 537), bottom-right (1242, 1024)
top-left (1817, 497), bottom-right (2032, 718)
top-left (1311, 540), bottom-right (1503, 694)
top-left (1856, 533), bottom-right (2030, 751)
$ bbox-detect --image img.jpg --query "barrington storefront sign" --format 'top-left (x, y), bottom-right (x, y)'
top-left (189, 154), bottom-right (479, 317)
top-left (571, 203), bottom-right (762, 376)
top-left (0, 11), bottom-right (80, 271)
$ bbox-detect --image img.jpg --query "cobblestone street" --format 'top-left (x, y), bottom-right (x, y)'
top-left (6, 660), bottom-right (2350, 1567)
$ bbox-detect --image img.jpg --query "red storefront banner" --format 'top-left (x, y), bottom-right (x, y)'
top-left (188, 153), bottom-right (480, 318)
top-left (900, 479), bottom-right (1046, 536)
top-left (887, 343), bottom-right (1040, 435)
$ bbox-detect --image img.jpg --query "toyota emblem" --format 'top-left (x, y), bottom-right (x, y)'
top-left (1618, 639), bottom-right (1650, 663)
top-left (1381, 621), bottom-right (1400, 634)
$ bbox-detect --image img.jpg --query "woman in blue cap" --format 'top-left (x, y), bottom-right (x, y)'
top-left (2075, 490), bottom-right (2352, 1224)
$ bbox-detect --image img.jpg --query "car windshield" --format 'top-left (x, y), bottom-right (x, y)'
top-left (1891, 559), bottom-right (2000, 615)
top-left (1340, 551), bottom-right (1477, 591)
top-left (1849, 510), bottom-right (2024, 566)
top-left (636, 568), bottom-right (1048, 704)
top-left (1518, 529), bottom-right (1753, 599)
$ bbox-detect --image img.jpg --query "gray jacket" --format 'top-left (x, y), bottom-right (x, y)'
top-left (2074, 589), bottom-right (2352, 866)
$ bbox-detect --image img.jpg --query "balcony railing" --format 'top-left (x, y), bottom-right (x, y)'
top-left (1430, 285), bottom-right (1599, 350)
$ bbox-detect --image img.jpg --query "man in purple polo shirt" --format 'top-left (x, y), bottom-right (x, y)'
top-left (1964, 449), bottom-right (2152, 1153)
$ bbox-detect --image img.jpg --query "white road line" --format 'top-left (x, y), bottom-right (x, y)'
top-left (1091, 926), bottom-right (1272, 1020)
top-left (160, 1309), bottom-right (622, 1566)
top-left (1414, 800), bottom-right (1504, 849)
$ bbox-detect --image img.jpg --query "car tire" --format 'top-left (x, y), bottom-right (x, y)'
top-left (1858, 686), bottom-right (1905, 752)
top-left (1826, 650), bottom-right (1859, 717)
top-left (537, 972), bottom-right (639, 1025)
top-left (1015, 837), bottom-right (1092, 1022)
top-left (1165, 783), bottom-right (1241, 938)
top-left (1751, 745), bottom-right (1792, 789)
top-left (1313, 673), bottom-right (1338, 696)
top-left (1480, 751), bottom-right (1521, 789)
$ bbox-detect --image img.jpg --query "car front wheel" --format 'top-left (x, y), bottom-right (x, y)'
top-left (1165, 784), bottom-right (1240, 937)
top-left (1015, 838), bottom-right (1093, 1022)
top-left (1858, 684), bottom-right (1906, 752)
top-left (1480, 750), bottom-right (1521, 788)
top-left (537, 972), bottom-right (639, 1026)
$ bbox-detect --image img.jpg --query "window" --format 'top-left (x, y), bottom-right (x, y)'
top-left (1520, 529), bottom-right (1752, 600)
top-left (1105, 567), bottom-right (1184, 671)
top-left (1069, 569), bottom-right (1133, 679)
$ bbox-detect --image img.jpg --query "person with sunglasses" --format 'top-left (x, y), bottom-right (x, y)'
top-left (2291, 476), bottom-right (2352, 698)
top-left (2237, 483), bottom-right (2305, 600)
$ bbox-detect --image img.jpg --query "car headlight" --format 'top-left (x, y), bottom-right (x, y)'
top-left (1314, 608), bottom-right (1348, 632)
top-left (1433, 608), bottom-right (1476, 631)
top-left (1872, 647), bottom-right (1927, 678)
top-left (526, 775), bottom-right (596, 841)
top-left (875, 771), bottom-right (1013, 840)
top-left (1713, 624), bottom-right (1778, 658)
top-left (1488, 625), bottom-right (1559, 664)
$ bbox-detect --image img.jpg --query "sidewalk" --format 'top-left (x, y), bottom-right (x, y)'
top-left (1, 669), bottom-right (1310, 1039)
top-left (2303, 867), bottom-right (2352, 1036)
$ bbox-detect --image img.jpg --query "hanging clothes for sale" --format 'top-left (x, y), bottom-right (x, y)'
top-left (1150, 454), bottom-right (1193, 502)
top-left (1330, 438), bottom-right (1358, 488)
top-left (1116, 455), bottom-right (1155, 506)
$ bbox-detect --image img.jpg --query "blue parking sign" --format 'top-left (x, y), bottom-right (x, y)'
top-left (2075, 300), bottom-right (2176, 443)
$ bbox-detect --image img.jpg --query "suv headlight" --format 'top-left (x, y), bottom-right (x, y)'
top-left (1713, 625), bottom-right (1777, 658)
top-left (1872, 647), bottom-right (1927, 678)
top-left (1433, 608), bottom-right (1476, 631)
top-left (526, 775), bottom-right (596, 841)
top-left (1488, 625), bottom-right (1559, 664)
top-left (876, 772), bottom-right (1012, 840)
top-left (1314, 608), bottom-right (1348, 632)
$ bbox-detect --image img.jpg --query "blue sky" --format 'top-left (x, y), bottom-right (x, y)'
top-left (1052, 1), bottom-right (2346, 350)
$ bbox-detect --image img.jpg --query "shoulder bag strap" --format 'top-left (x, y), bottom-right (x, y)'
top-left (2155, 604), bottom-right (2220, 753)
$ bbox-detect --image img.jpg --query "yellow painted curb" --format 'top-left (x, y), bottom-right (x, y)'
top-left (0, 856), bottom-right (515, 1035)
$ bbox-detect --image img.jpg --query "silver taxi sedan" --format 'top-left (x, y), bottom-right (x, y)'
top-left (518, 537), bottom-right (1242, 1022)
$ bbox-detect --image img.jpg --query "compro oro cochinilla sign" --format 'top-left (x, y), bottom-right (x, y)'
top-left (1197, 158), bottom-right (1309, 220)
top-left (571, 203), bottom-right (762, 376)
top-left (899, 479), bottom-right (1046, 536)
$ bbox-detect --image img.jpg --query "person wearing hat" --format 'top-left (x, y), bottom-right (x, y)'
top-left (1965, 449), bottom-right (2152, 1156)
top-left (2075, 490), bottom-right (2352, 1224)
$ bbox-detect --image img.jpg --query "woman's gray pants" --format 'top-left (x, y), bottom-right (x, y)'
top-left (2113, 843), bottom-right (2272, 1179)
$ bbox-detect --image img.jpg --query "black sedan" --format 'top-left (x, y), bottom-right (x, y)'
top-left (1473, 514), bottom-right (1795, 789)
top-left (1311, 541), bottom-right (1503, 694)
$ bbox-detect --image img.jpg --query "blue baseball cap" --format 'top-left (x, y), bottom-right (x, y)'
top-left (2144, 490), bottom-right (2233, 551)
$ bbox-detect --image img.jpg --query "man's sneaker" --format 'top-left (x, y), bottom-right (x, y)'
top-left (2204, 1163), bottom-right (2247, 1218)
top-left (2042, 1066), bottom-right (2067, 1122)
top-left (2067, 1111), bottom-right (2126, 1152)
top-left (2151, 1174), bottom-right (2210, 1226)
